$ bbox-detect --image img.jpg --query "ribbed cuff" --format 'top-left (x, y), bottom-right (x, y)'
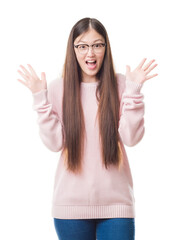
top-left (32, 89), bottom-right (48, 109)
top-left (32, 89), bottom-right (49, 111)
top-left (125, 79), bottom-right (143, 95)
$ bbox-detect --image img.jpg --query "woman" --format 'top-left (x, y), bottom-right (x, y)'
top-left (17, 17), bottom-right (158, 240)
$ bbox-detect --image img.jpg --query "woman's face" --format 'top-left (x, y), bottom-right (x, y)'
top-left (74, 28), bottom-right (106, 82)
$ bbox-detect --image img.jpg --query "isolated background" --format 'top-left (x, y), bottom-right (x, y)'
top-left (0, 0), bottom-right (175, 239)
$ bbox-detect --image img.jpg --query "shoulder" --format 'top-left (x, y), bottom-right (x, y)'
top-left (48, 77), bottom-right (63, 98)
top-left (48, 76), bottom-right (63, 93)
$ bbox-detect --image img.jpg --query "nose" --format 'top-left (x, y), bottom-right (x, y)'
top-left (87, 46), bottom-right (95, 56)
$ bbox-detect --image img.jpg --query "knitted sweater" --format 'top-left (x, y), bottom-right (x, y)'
top-left (32, 73), bottom-right (144, 219)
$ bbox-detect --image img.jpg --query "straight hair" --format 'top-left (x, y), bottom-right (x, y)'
top-left (62, 17), bottom-right (123, 174)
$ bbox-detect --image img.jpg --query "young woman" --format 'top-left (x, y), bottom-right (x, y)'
top-left (17, 17), bottom-right (158, 240)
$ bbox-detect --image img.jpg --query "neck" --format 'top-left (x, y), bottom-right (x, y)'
top-left (82, 75), bottom-right (98, 83)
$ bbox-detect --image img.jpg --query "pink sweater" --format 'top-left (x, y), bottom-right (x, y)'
top-left (32, 73), bottom-right (144, 219)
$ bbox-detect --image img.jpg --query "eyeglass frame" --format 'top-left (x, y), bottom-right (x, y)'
top-left (74, 43), bottom-right (106, 54)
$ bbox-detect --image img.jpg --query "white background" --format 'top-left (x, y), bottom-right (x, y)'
top-left (0, 0), bottom-right (175, 239)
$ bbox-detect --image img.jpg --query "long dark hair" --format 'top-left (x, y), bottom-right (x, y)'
top-left (62, 17), bottom-right (123, 174)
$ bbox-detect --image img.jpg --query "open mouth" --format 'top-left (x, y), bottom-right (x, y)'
top-left (85, 60), bottom-right (97, 69)
top-left (86, 60), bottom-right (96, 65)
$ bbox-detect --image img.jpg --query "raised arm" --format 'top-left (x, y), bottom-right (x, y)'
top-left (32, 82), bottom-right (64, 152)
top-left (17, 64), bottom-right (64, 152)
top-left (118, 58), bottom-right (158, 147)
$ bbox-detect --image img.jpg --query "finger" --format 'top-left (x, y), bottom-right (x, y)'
top-left (145, 64), bottom-right (158, 75)
top-left (19, 65), bottom-right (31, 77)
top-left (27, 64), bottom-right (38, 79)
top-left (17, 78), bottom-right (29, 88)
top-left (136, 58), bottom-right (147, 69)
top-left (17, 69), bottom-right (30, 82)
top-left (145, 73), bottom-right (158, 81)
top-left (41, 72), bottom-right (47, 88)
top-left (143, 59), bottom-right (155, 71)
top-left (41, 72), bottom-right (46, 82)
top-left (126, 65), bottom-right (131, 74)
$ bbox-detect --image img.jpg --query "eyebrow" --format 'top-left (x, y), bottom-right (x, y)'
top-left (76, 39), bottom-right (104, 44)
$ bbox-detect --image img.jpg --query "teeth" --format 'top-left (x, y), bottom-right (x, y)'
top-left (86, 60), bottom-right (96, 63)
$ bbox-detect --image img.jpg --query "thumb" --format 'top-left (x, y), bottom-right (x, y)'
top-left (126, 65), bottom-right (131, 74)
top-left (41, 72), bottom-right (47, 88)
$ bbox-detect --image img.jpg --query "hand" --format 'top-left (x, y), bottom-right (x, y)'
top-left (126, 58), bottom-right (158, 84)
top-left (17, 64), bottom-right (47, 94)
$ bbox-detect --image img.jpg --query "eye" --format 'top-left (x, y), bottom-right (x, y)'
top-left (78, 44), bottom-right (88, 50)
top-left (94, 43), bottom-right (103, 48)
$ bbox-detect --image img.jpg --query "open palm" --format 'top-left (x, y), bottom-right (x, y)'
top-left (126, 58), bottom-right (158, 84)
top-left (17, 64), bottom-right (47, 94)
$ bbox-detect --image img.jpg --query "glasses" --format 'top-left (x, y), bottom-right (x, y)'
top-left (74, 43), bottom-right (106, 54)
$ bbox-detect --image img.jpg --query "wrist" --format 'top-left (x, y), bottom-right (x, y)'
top-left (125, 79), bottom-right (143, 95)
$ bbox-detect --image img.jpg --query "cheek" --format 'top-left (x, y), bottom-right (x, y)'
top-left (75, 51), bottom-right (84, 66)
top-left (77, 56), bottom-right (85, 67)
top-left (98, 54), bottom-right (105, 66)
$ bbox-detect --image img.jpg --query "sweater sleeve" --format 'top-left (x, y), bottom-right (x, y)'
top-left (32, 79), bottom-right (64, 152)
top-left (118, 74), bottom-right (145, 147)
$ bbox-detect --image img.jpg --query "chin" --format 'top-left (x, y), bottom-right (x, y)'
top-left (84, 69), bottom-right (99, 77)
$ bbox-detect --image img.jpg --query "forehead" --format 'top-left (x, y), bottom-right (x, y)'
top-left (74, 28), bottom-right (104, 44)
